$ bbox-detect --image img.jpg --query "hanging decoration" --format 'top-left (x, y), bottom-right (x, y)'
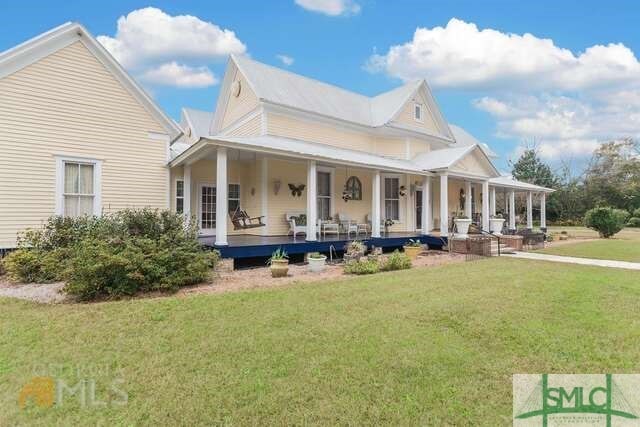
top-left (399, 185), bottom-right (408, 197)
top-left (288, 183), bottom-right (305, 197)
top-left (342, 168), bottom-right (362, 202)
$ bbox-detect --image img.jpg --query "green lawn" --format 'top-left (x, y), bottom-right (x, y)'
top-left (2, 258), bottom-right (640, 425)
top-left (540, 226), bottom-right (640, 262)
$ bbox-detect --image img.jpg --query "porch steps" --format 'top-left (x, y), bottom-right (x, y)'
top-left (490, 241), bottom-right (516, 255)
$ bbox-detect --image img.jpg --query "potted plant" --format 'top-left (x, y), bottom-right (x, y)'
top-left (384, 219), bottom-right (394, 234)
top-left (344, 240), bottom-right (366, 263)
top-left (307, 252), bottom-right (327, 273)
top-left (403, 239), bottom-right (423, 260)
top-left (268, 248), bottom-right (289, 278)
top-left (453, 213), bottom-right (472, 236)
top-left (489, 214), bottom-right (505, 234)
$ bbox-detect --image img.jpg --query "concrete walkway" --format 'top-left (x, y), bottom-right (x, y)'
top-left (503, 251), bottom-right (640, 271)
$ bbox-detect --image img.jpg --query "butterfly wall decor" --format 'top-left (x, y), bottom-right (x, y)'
top-left (288, 183), bottom-right (306, 197)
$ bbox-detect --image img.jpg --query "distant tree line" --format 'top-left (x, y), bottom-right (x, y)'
top-left (509, 139), bottom-right (640, 225)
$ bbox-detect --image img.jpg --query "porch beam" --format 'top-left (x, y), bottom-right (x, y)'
top-left (540, 192), bottom-right (547, 231)
top-left (464, 181), bottom-right (472, 218)
top-left (482, 180), bottom-right (490, 230)
top-left (371, 171), bottom-right (381, 238)
top-left (306, 160), bottom-right (318, 241)
top-left (526, 191), bottom-right (533, 230)
top-left (215, 147), bottom-right (228, 246)
top-left (440, 174), bottom-right (448, 235)
top-left (422, 176), bottom-right (431, 233)
top-left (509, 190), bottom-right (516, 230)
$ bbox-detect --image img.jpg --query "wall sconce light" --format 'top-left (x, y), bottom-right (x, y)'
top-left (273, 179), bottom-right (281, 195)
top-left (250, 187), bottom-right (255, 196)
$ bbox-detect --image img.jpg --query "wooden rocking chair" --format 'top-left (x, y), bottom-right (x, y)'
top-left (229, 206), bottom-right (266, 231)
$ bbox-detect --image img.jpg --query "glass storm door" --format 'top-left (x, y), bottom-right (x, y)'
top-left (199, 185), bottom-right (216, 235)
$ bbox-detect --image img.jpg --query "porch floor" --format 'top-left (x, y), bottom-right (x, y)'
top-left (200, 232), bottom-right (447, 259)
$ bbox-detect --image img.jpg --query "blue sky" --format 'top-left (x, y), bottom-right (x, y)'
top-left (3, 1), bottom-right (640, 171)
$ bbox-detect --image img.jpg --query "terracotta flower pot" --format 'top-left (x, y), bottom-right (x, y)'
top-left (403, 245), bottom-right (421, 260)
top-left (270, 259), bottom-right (289, 278)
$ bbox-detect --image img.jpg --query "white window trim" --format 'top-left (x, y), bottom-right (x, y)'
top-left (55, 155), bottom-right (102, 216)
top-left (414, 102), bottom-right (424, 123)
top-left (197, 181), bottom-right (241, 236)
top-left (316, 166), bottom-right (335, 220)
top-left (382, 174), bottom-right (403, 223)
top-left (175, 178), bottom-right (185, 214)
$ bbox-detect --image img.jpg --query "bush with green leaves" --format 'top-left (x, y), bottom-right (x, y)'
top-left (584, 207), bottom-right (629, 238)
top-left (2, 209), bottom-right (219, 299)
top-left (633, 208), bottom-right (640, 218)
top-left (344, 259), bottom-right (379, 275)
top-left (627, 217), bottom-right (640, 228)
top-left (380, 250), bottom-right (412, 272)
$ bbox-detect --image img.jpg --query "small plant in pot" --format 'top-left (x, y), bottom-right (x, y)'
top-left (453, 212), bottom-right (472, 236)
top-left (268, 248), bottom-right (289, 278)
top-left (402, 239), bottom-right (423, 260)
top-left (307, 252), bottom-right (327, 273)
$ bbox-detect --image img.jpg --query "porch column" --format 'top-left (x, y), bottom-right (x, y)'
top-left (490, 186), bottom-right (496, 216)
top-left (464, 181), bottom-right (472, 218)
top-left (422, 175), bottom-right (431, 233)
top-left (183, 164), bottom-right (191, 222)
top-left (215, 148), bottom-right (228, 246)
top-left (439, 174), bottom-right (448, 234)
top-left (306, 160), bottom-right (318, 241)
top-left (509, 190), bottom-right (516, 230)
top-left (371, 170), bottom-right (381, 238)
top-left (540, 192), bottom-right (547, 231)
top-left (526, 191), bottom-right (533, 230)
top-left (482, 180), bottom-right (490, 230)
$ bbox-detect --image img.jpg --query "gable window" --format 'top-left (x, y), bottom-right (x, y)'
top-left (56, 157), bottom-right (101, 217)
top-left (176, 180), bottom-right (184, 214)
top-left (384, 177), bottom-right (400, 221)
top-left (345, 176), bottom-right (362, 201)
top-left (414, 103), bottom-right (423, 122)
top-left (228, 183), bottom-right (240, 213)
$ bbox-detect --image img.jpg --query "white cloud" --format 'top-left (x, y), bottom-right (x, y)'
top-left (295, 0), bottom-right (360, 16)
top-left (368, 18), bottom-right (640, 161)
top-left (97, 7), bottom-right (245, 88)
top-left (367, 18), bottom-right (640, 91)
top-left (141, 62), bottom-right (218, 88)
top-left (276, 54), bottom-right (295, 66)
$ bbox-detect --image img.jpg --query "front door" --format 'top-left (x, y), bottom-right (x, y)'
top-left (199, 184), bottom-right (216, 235)
top-left (415, 189), bottom-right (423, 230)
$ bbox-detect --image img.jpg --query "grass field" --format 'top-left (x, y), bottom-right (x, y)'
top-left (2, 257), bottom-right (640, 425)
top-left (541, 226), bottom-right (640, 262)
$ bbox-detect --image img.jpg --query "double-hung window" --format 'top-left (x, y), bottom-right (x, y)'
top-left (384, 177), bottom-right (400, 221)
top-left (176, 180), bottom-right (185, 213)
top-left (317, 171), bottom-right (332, 220)
top-left (228, 183), bottom-right (241, 213)
top-left (57, 158), bottom-right (100, 217)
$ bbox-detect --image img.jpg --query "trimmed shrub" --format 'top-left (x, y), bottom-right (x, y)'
top-left (584, 207), bottom-right (629, 238)
top-left (627, 217), bottom-right (640, 228)
top-left (380, 250), bottom-right (412, 272)
top-left (344, 259), bottom-right (379, 275)
top-left (633, 208), bottom-right (640, 218)
top-left (2, 248), bottom-right (69, 283)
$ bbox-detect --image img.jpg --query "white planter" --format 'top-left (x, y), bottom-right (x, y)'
top-left (490, 218), bottom-right (506, 234)
top-left (454, 218), bottom-right (472, 236)
top-left (307, 255), bottom-right (327, 273)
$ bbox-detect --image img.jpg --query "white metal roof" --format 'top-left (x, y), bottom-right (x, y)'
top-left (182, 108), bottom-right (213, 139)
top-left (489, 175), bottom-right (555, 192)
top-left (411, 146), bottom-right (477, 170)
top-left (449, 124), bottom-right (498, 158)
top-left (232, 54), bottom-right (426, 128)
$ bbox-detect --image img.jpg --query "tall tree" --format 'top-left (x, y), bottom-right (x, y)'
top-left (510, 146), bottom-right (557, 188)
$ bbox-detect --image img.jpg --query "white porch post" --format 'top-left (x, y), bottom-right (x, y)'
top-left (482, 180), bottom-right (490, 230)
top-left (509, 190), bottom-right (516, 230)
top-left (183, 164), bottom-right (191, 222)
top-left (371, 170), bottom-right (381, 238)
top-left (215, 148), bottom-right (228, 246)
top-left (439, 174), bottom-right (448, 234)
top-left (422, 175), bottom-right (431, 233)
top-left (526, 191), bottom-right (533, 230)
top-left (464, 181), bottom-right (472, 218)
top-left (306, 160), bottom-right (318, 241)
top-left (490, 186), bottom-right (496, 216)
top-left (540, 192), bottom-right (547, 230)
